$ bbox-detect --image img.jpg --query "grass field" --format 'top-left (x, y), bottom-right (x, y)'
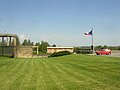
top-left (0, 55), bottom-right (120, 90)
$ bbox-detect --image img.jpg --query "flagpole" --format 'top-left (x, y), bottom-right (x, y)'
top-left (91, 27), bottom-right (94, 53)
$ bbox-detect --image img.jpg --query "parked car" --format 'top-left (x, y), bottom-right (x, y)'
top-left (96, 49), bottom-right (112, 55)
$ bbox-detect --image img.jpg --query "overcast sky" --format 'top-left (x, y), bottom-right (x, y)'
top-left (0, 0), bottom-right (120, 46)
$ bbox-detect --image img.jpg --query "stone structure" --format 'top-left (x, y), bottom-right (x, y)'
top-left (15, 46), bottom-right (39, 58)
top-left (16, 46), bottom-right (33, 58)
top-left (0, 34), bottom-right (17, 46)
top-left (47, 47), bottom-right (74, 53)
top-left (0, 34), bottom-right (17, 56)
top-left (0, 34), bottom-right (38, 58)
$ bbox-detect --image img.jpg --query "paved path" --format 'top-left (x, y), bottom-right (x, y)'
top-left (108, 52), bottom-right (120, 58)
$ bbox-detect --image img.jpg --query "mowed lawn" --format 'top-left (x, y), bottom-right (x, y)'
top-left (0, 55), bottom-right (120, 90)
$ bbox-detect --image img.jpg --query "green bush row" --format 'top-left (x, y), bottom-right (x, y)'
top-left (48, 51), bottom-right (71, 57)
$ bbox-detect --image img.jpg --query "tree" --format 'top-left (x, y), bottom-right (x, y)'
top-left (35, 41), bottom-right (50, 53)
top-left (94, 45), bottom-right (102, 50)
top-left (22, 39), bottom-right (28, 46)
top-left (118, 46), bottom-right (120, 50)
top-left (31, 42), bottom-right (34, 46)
top-left (52, 44), bottom-right (56, 47)
top-left (16, 36), bottom-right (20, 46)
top-left (22, 40), bottom-right (50, 53)
top-left (35, 42), bottom-right (40, 46)
top-left (22, 39), bottom-right (34, 46)
top-left (27, 39), bottom-right (32, 46)
top-left (0, 41), bottom-right (2, 46)
top-left (39, 41), bottom-right (50, 53)
top-left (103, 45), bottom-right (108, 49)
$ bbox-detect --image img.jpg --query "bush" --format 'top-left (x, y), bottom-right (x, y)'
top-left (76, 50), bottom-right (92, 54)
top-left (48, 51), bottom-right (72, 57)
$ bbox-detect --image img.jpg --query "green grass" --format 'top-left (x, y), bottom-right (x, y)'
top-left (0, 55), bottom-right (120, 90)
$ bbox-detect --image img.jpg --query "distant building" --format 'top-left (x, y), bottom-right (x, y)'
top-left (47, 47), bottom-right (74, 53)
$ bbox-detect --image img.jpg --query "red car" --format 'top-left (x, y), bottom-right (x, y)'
top-left (96, 49), bottom-right (112, 55)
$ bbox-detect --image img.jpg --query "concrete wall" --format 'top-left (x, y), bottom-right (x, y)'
top-left (16, 46), bottom-right (33, 58)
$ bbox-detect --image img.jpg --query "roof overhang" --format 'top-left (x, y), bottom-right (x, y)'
top-left (47, 47), bottom-right (74, 49)
top-left (0, 34), bottom-right (17, 37)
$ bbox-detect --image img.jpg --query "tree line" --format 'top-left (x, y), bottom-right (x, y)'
top-left (94, 45), bottom-right (120, 50)
top-left (21, 39), bottom-right (58, 53)
top-left (1, 37), bottom-right (120, 54)
top-left (21, 39), bottom-right (50, 54)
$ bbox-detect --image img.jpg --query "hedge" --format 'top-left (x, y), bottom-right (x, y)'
top-left (48, 51), bottom-right (71, 57)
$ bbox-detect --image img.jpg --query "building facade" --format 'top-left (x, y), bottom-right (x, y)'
top-left (47, 47), bottom-right (74, 53)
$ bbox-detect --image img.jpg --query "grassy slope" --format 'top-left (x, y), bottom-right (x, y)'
top-left (0, 55), bottom-right (120, 90)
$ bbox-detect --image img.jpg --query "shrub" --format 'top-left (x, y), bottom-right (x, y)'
top-left (48, 51), bottom-right (71, 57)
top-left (76, 50), bottom-right (92, 54)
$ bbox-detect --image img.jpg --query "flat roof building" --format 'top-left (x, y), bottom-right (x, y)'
top-left (47, 47), bottom-right (74, 53)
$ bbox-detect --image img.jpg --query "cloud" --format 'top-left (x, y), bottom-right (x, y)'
top-left (19, 34), bottom-right (28, 43)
